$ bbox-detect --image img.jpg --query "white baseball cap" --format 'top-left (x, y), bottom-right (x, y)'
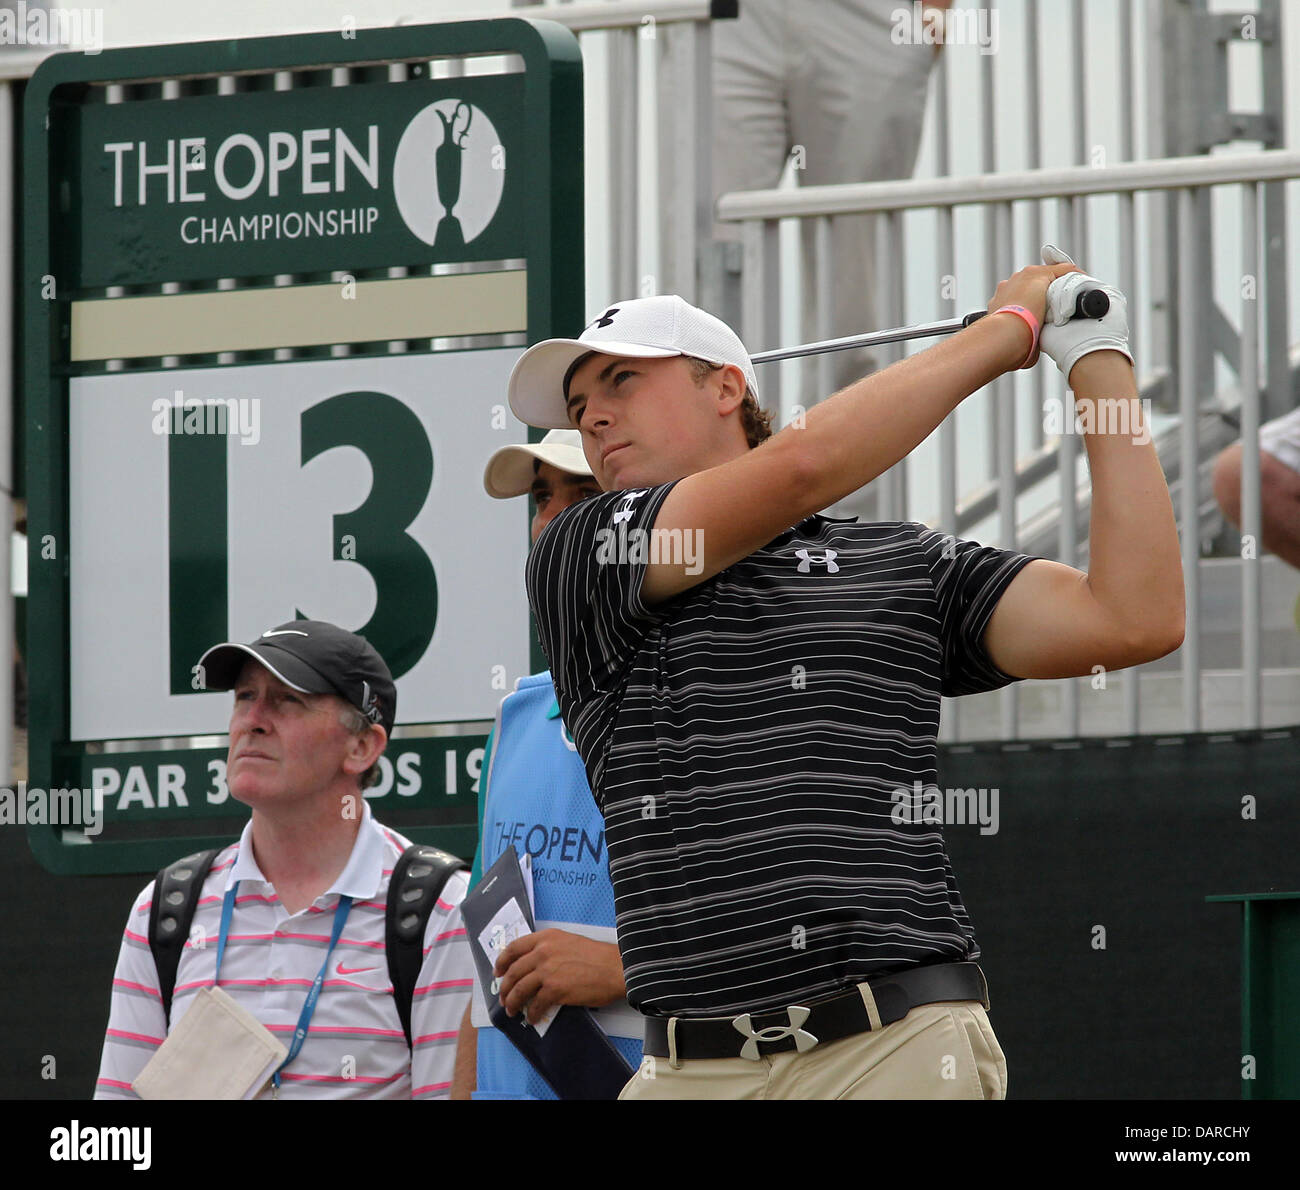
top-left (483, 428), bottom-right (593, 499)
top-left (507, 294), bottom-right (760, 429)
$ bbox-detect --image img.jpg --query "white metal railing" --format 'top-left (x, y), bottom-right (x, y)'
top-left (539, 0), bottom-right (1161, 325)
top-left (717, 149), bottom-right (1300, 743)
top-left (512, 0), bottom-right (723, 307)
top-left (518, 0), bottom-right (719, 32)
top-left (536, 0), bottom-right (1296, 475)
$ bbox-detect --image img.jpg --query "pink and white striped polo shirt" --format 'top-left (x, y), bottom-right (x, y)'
top-left (95, 802), bottom-right (473, 1099)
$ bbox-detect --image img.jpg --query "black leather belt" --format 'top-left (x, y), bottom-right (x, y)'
top-left (642, 962), bottom-right (989, 1063)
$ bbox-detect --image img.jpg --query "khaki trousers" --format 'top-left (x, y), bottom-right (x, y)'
top-left (620, 1000), bottom-right (1007, 1100)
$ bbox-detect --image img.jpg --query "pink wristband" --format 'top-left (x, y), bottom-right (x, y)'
top-left (992, 304), bottom-right (1040, 368)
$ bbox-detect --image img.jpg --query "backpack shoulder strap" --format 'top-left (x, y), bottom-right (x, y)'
top-left (148, 848), bottom-right (221, 1026)
top-left (386, 844), bottom-right (470, 1050)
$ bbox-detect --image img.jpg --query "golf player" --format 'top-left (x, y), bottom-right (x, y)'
top-left (508, 251), bottom-right (1185, 1099)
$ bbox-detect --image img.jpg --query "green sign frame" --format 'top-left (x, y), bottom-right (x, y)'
top-left (24, 20), bottom-right (584, 874)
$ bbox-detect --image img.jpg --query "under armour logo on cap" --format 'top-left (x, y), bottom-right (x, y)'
top-left (507, 293), bottom-right (762, 430)
top-left (795, 549), bottom-right (840, 574)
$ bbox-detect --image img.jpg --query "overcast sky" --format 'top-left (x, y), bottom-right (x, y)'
top-left (87, 0), bottom-right (510, 46)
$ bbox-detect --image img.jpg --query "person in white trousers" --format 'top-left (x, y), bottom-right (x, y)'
top-left (664, 0), bottom-right (948, 516)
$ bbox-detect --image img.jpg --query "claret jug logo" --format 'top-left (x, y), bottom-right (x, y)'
top-left (393, 99), bottom-right (506, 250)
top-left (100, 96), bottom-right (507, 254)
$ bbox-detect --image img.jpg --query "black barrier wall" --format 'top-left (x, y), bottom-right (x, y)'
top-left (2, 728), bottom-right (1295, 1099)
top-left (941, 728), bottom-right (1299, 1099)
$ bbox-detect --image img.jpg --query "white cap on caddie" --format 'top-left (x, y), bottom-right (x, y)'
top-left (507, 294), bottom-right (760, 429)
top-left (482, 428), bottom-right (593, 500)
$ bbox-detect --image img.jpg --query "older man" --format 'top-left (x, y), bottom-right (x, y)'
top-left (451, 429), bottom-right (643, 1099)
top-left (95, 620), bottom-right (474, 1099)
top-left (510, 257), bottom-right (1184, 1099)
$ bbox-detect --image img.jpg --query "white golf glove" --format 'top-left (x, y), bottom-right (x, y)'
top-left (1039, 244), bottom-right (1134, 379)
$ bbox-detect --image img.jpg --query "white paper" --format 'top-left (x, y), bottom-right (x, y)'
top-left (477, 896), bottom-right (559, 1038)
top-left (478, 896), bottom-right (531, 964)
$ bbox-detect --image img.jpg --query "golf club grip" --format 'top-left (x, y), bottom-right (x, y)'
top-left (961, 288), bottom-right (1110, 328)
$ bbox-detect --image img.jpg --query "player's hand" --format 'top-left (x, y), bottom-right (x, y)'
top-left (494, 929), bottom-right (626, 1022)
top-left (987, 257), bottom-right (1081, 368)
top-left (1038, 244), bottom-right (1134, 383)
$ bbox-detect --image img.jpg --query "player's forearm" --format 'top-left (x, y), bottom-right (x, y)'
top-left (1073, 353), bottom-right (1185, 655)
top-left (781, 313), bottom-right (1027, 517)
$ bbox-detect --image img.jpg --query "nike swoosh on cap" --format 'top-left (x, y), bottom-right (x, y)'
top-left (262, 629), bottom-right (310, 638)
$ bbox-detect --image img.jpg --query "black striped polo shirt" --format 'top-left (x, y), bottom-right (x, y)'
top-left (526, 481), bottom-right (1035, 1018)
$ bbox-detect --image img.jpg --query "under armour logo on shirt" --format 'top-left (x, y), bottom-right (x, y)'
top-left (612, 489), bottom-right (649, 525)
top-left (591, 307), bottom-right (620, 330)
top-left (795, 548), bottom-right (839, 574)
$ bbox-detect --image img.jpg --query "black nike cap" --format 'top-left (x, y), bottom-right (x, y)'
top-left (197, 620), bottom-right (396, 737)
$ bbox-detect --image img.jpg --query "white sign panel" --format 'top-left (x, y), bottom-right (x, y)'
top-left (69, 349), bottom-right (533, 740)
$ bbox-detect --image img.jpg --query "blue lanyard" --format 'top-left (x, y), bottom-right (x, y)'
top-left (214, 881), bottom-right (354, 1093)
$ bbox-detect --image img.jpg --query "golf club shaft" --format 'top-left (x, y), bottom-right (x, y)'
top-left (750, 288), bottom-right (1109, 366)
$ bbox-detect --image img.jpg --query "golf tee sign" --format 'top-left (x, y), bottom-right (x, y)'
top-left (24, 20), bottom-right (584, 873)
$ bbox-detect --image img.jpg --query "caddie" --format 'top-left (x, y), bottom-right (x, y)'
top-left (510, 250), bottom-right (1185, 1099)
top-left (450, 429), bottom-right (644, 1099)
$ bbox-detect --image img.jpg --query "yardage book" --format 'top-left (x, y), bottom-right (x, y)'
top-left (460, 846), bottom-right (634, 1099)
